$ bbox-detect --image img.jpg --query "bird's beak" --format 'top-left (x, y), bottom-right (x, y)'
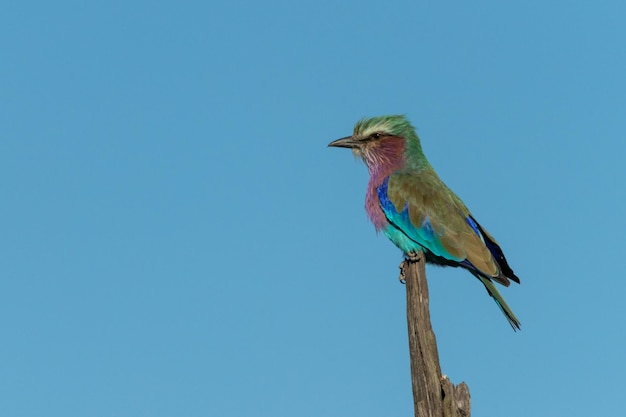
top-left (328, 136), bottom-right (358, 149)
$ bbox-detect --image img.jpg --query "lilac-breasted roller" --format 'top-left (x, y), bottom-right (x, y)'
top-left (329, 115), bottom-right (521, 329)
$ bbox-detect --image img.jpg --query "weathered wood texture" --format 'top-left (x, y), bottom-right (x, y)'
top-left (402, 253), bottom-right (471, 417)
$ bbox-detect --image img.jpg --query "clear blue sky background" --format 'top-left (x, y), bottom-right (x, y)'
top-left (2, 1), bottom-right (625, 416)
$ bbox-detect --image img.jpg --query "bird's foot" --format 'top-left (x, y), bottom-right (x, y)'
top-left (406, 252), bottom-right (422, 263)
top-left (398, 261), bottom-right (407, 284)
top-left (398, 252), bottom-right (422, 284)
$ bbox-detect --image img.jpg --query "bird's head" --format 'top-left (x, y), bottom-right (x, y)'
top-left (329, 115), bottom-right (423, 172)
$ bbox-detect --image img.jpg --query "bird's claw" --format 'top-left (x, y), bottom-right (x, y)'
top-left (398, 252), bottom-right (422, 284)
top-left (398, 261), bottom-right (407, 284)
top-left (406, 252), bottom-right (422, 263)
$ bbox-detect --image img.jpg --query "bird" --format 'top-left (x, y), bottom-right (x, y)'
top-left (328, 115), bottom-right (521, 329)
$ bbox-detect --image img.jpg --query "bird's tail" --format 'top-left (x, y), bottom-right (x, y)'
top-left (474, 273), bottom-right (521, 331)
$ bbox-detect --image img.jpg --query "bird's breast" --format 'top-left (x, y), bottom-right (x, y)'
top-left (365, 180), bottom-right (388, 231)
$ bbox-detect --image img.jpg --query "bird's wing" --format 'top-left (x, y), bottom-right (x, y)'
top-left (378, 171), bottom-right (508, 284)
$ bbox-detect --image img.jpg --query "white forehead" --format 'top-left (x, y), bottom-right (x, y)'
top-left (356, 121), bottom-right (394, 138)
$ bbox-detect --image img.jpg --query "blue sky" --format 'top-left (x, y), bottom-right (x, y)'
top-left (2, 1), bottom-right (625, 416)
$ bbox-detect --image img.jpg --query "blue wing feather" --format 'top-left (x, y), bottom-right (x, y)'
top-left (376, 177), bottom-right (463, 261)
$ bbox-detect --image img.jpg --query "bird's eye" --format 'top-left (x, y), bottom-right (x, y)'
top-left (372, 133), bottom-right (381, 139)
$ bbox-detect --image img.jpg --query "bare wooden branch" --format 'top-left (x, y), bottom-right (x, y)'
top-left (401, 253), bottom-right (471, 417)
